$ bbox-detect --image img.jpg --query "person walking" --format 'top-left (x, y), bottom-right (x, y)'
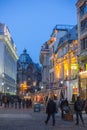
top-left (74, 96), bottom-right (84, 125)
top-left (60, 98), bottom-right (66, 119)
top-left (45, 97), bottom-right (57, 126)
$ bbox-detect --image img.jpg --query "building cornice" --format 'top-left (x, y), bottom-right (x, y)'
top-left (0, 35), bottom-right (18, 60)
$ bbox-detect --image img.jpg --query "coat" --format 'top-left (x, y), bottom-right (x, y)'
top-left (74, 99), bottom-right (83, 112)
top-left (46, 99), bottom-right (56, 114)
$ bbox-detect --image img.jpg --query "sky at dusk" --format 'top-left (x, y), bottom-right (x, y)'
top-left (0, 0), bottom-right (77, 64)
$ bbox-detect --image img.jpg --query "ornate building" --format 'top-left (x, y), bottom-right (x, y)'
top-left (39, 25), bottom-right (77, 101)
top-left (17, 49), bottom-right (41, 97)
top-left (47, 25), bottom-right (73, 90)
top-left (54, 25), bottom-right (78, 101)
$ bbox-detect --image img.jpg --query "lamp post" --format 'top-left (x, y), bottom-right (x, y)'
top-left (60, 80), bottom-right (64, 99)
top-left (2, 81), bottom-right (5, 94)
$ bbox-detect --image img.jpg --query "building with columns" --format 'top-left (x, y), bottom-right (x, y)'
top-left (47, 25), bottom-right (74, 91)
top-left (54, 25), bottom-right (78, 101)
top-left (76, 0), bottom-right (87, 99)
top-left (0, 23), bottom-right (18, 95)
top-left (39, 25), bottom-right (77, 100)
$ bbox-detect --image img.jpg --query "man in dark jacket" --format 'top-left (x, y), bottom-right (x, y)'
top-left (45, 97), bottom-right (56, 126)
top-left (74, 96), bottom-right (84, 125)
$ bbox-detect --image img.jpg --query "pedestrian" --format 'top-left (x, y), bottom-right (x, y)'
top-left (64, 98), bottom-right (69, 106)
top-left (4, 96), bottom-right (7, 108)
top-left (45, 97), bottom-right (57, 126)
top-left (60, 98), bottom-right (66, 119)
top-left (22, 99), bottom-right (25, 109)
top-left (74, 96), bottom-right (84, 125)
top-left (18, 98), bottom-right (21, 109)
top-left (14, 98), bottom-right (18, 109)
top-left (84, 99), bottom-right (87, 114)
top-left (62, 98), bottom-right (70, 115)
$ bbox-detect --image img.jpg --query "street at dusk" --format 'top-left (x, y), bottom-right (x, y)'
top-left (0, 0), bottom-right (87, 129)
top-left (0, 107), bottom-right (87, 130)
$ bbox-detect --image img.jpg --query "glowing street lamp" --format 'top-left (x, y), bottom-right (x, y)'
top-left (41, 86), bottom-right (43, 89)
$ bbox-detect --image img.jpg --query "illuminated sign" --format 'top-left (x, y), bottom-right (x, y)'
top-left (71, 63), bottom-right (79, 70)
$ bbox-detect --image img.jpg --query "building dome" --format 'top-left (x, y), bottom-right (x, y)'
top-left (19, 49), bottom-right (32, 64)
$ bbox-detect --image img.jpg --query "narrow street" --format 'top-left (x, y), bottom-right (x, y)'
top-left (0, 107), bottom-right (87, 130)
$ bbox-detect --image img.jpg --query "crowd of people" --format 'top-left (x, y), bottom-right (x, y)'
top-left (0, 94), bottom-right (87, 127)
top-left (44, 96), bottom-right (87, 126)
top-left (0, 96), bottom-right (32, 109)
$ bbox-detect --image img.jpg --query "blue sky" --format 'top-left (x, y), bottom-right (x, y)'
top-left (0, 0), bottom-right (77, 64)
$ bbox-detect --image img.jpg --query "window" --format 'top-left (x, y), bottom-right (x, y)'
top-left (80, 3), bottom-right (87, 17)
top-left (81, 18), bottom-right (87, 32)
top-left (81, 37), bottom-right (87, 50)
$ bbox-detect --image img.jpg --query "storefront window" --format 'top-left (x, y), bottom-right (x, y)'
top-left (73, 86), bottom-right (78, 95)
top-left (54, 60), bottom-right (63, 80)
top-left (71, 82), bottom-right (79, 101)
top-left (80, 79), bottom-right (87, 99)
top-left (70, 57), bottom-right (78, 79)
top-left (64, 59), bottom-right (69, 80)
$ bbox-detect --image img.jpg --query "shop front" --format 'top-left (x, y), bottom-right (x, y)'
top-left (79, 71), bottom-right (87, 99)
top-left (69, 79), bottom-right (79, 102)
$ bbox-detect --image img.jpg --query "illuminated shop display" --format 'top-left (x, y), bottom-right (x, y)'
top-left (64, 57), bottom-right (69, 80)
top-left (73, 85), bottom-right (78, 95)
top-left (70, 57), bottom-right (78, 79)
top-left (54, 58), bottom-right (63, 80)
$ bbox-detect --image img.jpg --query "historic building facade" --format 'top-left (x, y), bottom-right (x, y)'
top-left (0, 23), bottom-right (18, 95)
top-left (47, 25), bottom-right (74, 90)
top-left (39, 25), bottom-right (77, 101)
top-left (54, 25), bottom-right (78, 101)
top-left (39, 1), bottom-right (87, 101)
top-left (17, 49), bottom-right (41, 97)
top-left (76, 0), bottom-right (87, 99)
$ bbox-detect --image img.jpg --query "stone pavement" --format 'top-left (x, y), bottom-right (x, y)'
top-left (0, 108), bottom-right (87, 130)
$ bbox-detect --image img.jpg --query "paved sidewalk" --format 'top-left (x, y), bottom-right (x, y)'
top-left (0, 108), bottom-right (87, 130)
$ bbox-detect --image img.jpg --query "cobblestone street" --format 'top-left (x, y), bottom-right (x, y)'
top-left (0, 108), bottom-right (87, 130)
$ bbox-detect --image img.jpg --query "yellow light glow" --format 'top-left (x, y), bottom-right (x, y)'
top-left (20, 81), bottom-right (27, 93)
top-left (67, 70), bottom-right (69, 76)
top-left (71, 63), bottom-right (78, 70)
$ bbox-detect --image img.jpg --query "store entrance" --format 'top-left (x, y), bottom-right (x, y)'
top-left (80, 79), bottom-right (87, 99)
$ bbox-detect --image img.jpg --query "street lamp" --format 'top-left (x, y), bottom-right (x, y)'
top-left (60, 81), bottom-right (63, 85)
top-left (41, 86), bottom-right (43, 89)
top-left (40, 86), bottom-right (43, 92)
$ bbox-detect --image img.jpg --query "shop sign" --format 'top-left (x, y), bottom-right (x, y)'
top-left (71, 63), bottom-right (79, 70)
